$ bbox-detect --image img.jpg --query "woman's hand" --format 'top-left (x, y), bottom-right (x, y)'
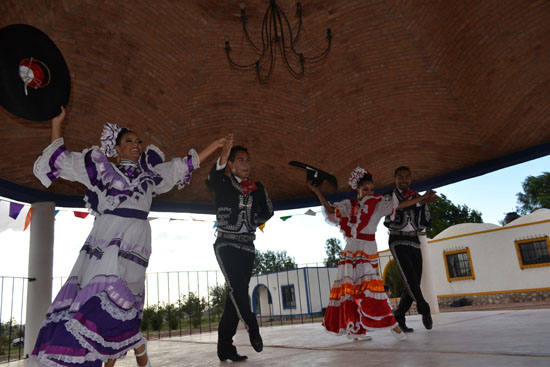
top-left (219, 133), bottom-right (233, 166)
top-left (51, 106), bottom-right (66, 142)
top-left (198, 133), bottom-right (233, 165)
top-left (307, 180), bottom-right (335, 214)
top-left (307, 181), bottom-right (320, 194)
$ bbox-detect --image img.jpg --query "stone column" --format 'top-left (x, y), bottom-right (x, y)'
top-left (24, 202), bottom-right (55, 356)
top-left (419, 234), bottom-right (440, 314)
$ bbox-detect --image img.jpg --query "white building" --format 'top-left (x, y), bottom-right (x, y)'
top-left (249, 267), bottom-right (338, 318)
top-left (251, 209), bottom-right (550, 315)
top-left (380, 208), bottom-right (550, 306)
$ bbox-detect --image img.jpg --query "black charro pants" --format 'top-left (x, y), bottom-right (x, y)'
top-left (214, 241), bottom-right (259, 354)
top-left (392, 243), bottom-right (431, 318)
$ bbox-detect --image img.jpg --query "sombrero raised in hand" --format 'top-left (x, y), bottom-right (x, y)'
top-left (0, 24), bottom-right (70, 121)
top-left (289, 161), bottom-right (338, 189)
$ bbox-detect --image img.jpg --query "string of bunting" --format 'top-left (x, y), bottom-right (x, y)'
top-left (1, 198), bottom-right (321, 232)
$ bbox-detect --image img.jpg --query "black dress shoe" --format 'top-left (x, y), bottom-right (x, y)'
top-left (394, 313), bottom-right (414, 332)
top-left (422, 313), bottom-right (433, 330)
top-left (250, 333), bottom-right (263, 353)
top-left (399, 323), bottom-right (414, 333)
top-left (218, 352), bottom-right (248, 362)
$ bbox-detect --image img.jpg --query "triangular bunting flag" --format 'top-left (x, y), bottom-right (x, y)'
top-left (280, 216), bottom-right (292, 221)
top-left (213, 221), bottom-right (217, 228)
top-left (24, 208), bottom-right (33, 231)
top-left (9, 202), bottom-right (24, 220)
top-left (304, 209), bottom-right (316, 216)
top-left (73, 211), bottom-right (89, 219)
top-left (54, 210), bottom-right (60, 216)
top-left (259, 223), bottom-right (266, 232)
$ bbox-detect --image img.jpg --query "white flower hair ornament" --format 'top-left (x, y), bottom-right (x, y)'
top-left (100, 122), bottom-right (123, 158)
top-left (348, 166), bottom-right (372, 190)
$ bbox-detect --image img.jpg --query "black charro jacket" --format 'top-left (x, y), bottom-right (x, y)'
top-left (206, 163), bottom-right (273, 234)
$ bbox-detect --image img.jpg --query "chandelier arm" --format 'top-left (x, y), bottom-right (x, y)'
top-left (261, 6), bottom-right (271, 58)
top-left (278, 4), bottom-right (302, 51)
top-left (225, 39), bottom-right (263, 68)
top-left (258, 39), bottom-right (276, 83)
top-left (279, 40), bottom-right (304, 77)
top-left (276, 7), bottom-right (300, 60)
top-left (242, 20), bottom-right (261, 52)
top-left (275, 10), bottom-right (304, 78)
top-left (301, 29), bottom-right (332, 61)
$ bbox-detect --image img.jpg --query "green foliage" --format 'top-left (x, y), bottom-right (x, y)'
top-left (140, 292), bottom-right (208, 331)
top-left (0, 319), bottom-right (24, 356)
top-left (427, 194), bottom-right (483, 238)
top-left (180, 292), bottom-right (208, 328)
top-left (384, 261), bottom-right (404, 299)
top-left (323, 238), bottom-right (342, 267)
top-left (252, 249), bottom-right (297, 275)
top-left (516, 172), bottom-right (550, 215)
top-left (209, 284), bottom-right (228, 317)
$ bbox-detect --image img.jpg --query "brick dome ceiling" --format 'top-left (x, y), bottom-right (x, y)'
top-left (1, 0), bottom-right (549, 213)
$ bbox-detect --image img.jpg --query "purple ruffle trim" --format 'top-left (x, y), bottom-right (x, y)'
top-left (83, 149), bottom-right (164, 214)
top-left (46, 145), bottom-right (68, 183)
top-left (32, 289), bottom-right (142, 367)
top-left (183, 154), bottom-right (194, 184)
top-left (81, 235), bottom-right (150, 267)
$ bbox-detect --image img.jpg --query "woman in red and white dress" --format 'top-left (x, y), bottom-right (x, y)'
top-left (308, 167), bottom-right (435, 341)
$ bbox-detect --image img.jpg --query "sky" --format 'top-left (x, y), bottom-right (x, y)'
top-left (1, 154), bottom-right (548, 280)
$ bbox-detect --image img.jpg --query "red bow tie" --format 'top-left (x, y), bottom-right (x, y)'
top-left (401, 189), bottom-right (418, 200)
top-left (240, 179), bottom-right (257, 195)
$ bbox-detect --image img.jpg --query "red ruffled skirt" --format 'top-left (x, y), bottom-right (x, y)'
top-left (323, 238), bottom-right (396, 336)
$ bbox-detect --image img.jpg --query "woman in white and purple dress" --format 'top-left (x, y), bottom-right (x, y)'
top-left (31, 107), bottom-right (227, 367)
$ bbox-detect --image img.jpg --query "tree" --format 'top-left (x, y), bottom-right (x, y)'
top-left (427, 194), bottom-right (483, 238)
top-left (252, 249), bottom-right (297, 275)
top-left (323, 238), bottom-right (343, 267)
top-left (181, 292), bottom-right (208, 328)
top-left (516, 172), bottom-right (550, 215)
top-left (209, 284), bottom-right (228, 317)
top-left (384, 260), bottom-right (404, 299)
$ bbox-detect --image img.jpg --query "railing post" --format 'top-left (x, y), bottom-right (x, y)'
top-left (24, 201), bottom-right (55, 357)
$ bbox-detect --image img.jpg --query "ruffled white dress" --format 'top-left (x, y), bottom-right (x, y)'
top-left (30, 138), bottom-right (199, 367)
top-left (322, 194), bottom-right (399, 337)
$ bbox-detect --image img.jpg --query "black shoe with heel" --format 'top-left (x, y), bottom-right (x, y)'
top-left (394, 312), bottom-right (414, 333)
top-left (218, 352), bottom-right (248, 362)
top-left (422, 313), bottom-right (433, 330)
top-left (250, 333), bottom-right (263, 353)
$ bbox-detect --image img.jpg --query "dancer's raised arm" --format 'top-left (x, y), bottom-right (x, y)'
top-left (198, 134), bottom-right (232, 164)
top-left (397, 189), bottom-right (437, 209)
top-left (51, 106), bottom-right (66, 142)
top-left (307, 181), bottom-right (335, 214)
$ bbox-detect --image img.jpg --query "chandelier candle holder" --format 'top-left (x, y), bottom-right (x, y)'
top-left (224, 1), bottom-right (332, 83)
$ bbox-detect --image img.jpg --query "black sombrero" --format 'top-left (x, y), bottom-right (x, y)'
top-left (0, 24), bottom-right (70, 121)
top-left (289, 161), bottom-right (338, 189)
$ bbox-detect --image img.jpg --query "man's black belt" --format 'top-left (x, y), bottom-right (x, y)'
top-left (389, 230), bottom-right (420, 237)
top-left (217, 232), bottom-right (256, 242)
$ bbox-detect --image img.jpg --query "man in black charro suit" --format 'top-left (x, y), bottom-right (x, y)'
top-left (206, 135), bottom-right (273, 362)
top-left (384, 166), bottom-right (437, 332)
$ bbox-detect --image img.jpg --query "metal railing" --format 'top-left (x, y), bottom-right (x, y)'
top-left (2, 256), bottom-right (398, 364)
top-left (0, 276), bottom-right (29, 364)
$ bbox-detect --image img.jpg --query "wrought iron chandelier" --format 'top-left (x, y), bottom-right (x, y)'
top-left (224, 1), bottom-right (332, 83)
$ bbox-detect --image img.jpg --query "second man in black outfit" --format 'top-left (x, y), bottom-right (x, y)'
top-left (206, 135), bottom-right (274, 362)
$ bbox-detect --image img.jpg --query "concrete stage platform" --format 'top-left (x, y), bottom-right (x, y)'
top-left (11, 309), bottom-right (550, 367)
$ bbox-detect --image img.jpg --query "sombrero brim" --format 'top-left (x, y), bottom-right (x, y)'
top-left (0, 24), bottom-right (70, 121)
